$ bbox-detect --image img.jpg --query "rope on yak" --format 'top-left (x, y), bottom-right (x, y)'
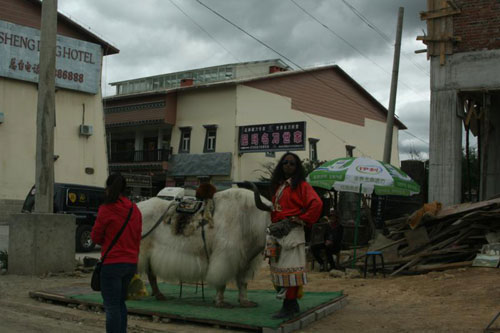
top-left (200, 219), bottom-right (210, 263)
top-left (141, 202), bottom-right (175, 240)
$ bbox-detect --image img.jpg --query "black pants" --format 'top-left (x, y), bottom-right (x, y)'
top-left (311, 243), bottom-right (336, 268)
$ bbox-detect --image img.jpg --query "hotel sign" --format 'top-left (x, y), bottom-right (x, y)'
top-left (238, 121), bottom-right (306, 153)
top-left (0, 20), bottom-right (102, 94)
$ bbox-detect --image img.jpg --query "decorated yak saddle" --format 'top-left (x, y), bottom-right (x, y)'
top-left (167, 184), bottom-right (216, 237)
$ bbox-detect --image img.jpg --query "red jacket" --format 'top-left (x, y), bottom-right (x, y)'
top-left (91, 196), bottom-right (142, 265)
top-left (271, 180), bottom-right (323, 226)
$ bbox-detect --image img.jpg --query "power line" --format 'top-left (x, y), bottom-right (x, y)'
top-left (400, 130), bottom-right (429, 145)
top-left (289, 0), bottom-right (428, 100)
top-left (194, 0), bottom-right (393, 121)
top-left (340, 0), bottom-right (430, 76)
top-left (172, 0), bottom-right (371, 157)
top-left (168, 0), bottom-right (240, 64)
top-left (194, 0), bottom-right (423, 158)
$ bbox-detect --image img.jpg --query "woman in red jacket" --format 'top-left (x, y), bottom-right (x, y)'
top-left (267, 153), bottom-right (323, 319)
top-left (91, 173), bottom-right (142, 333)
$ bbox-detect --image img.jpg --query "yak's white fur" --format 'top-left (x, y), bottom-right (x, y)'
top-left (137, 188), bottom-right (271, 292)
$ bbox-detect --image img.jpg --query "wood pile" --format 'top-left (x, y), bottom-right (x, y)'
top-left (362, 197), bottom-right (500, 275)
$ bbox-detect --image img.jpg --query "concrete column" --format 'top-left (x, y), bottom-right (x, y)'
top-left (428, 90), bottom-right (462, 205)
top-left (482, 95), bottom-right (500, 199)
top-left (9, 213), bottom-right (75, 275)
top-left (34, 0), bottom-right (57, 213)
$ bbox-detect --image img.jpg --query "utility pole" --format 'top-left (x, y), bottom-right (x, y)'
top-left (34, 0), bottom-right (58, 213)
top-left (383, 7), bottom-right (404, 164)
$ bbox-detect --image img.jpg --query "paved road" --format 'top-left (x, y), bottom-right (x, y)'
top-left (0, 225), bottom-right (100, 260)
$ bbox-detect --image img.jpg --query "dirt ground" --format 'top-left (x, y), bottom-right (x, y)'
top-left (0, 263), bottom-right (499, 333)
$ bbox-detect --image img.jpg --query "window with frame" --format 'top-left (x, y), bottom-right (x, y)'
top-left (203, 125), bottom-right (218, 153)
top-left (309, 138), bottom-right (319, 161)
top-left (178, 127), bottom-right (191, 153)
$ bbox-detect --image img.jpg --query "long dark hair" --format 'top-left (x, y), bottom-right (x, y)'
top-left (270, 152), bottom-right (306, 194)
top-left (104, 173), bottom-right (127, 204)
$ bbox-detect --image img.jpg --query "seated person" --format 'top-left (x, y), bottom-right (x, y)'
top-left (310, 215), bottom-right (343, 272)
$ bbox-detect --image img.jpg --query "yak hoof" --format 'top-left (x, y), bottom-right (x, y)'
top-left (215, 301), bottom-right (234, 309)
top-left (239, 300), bottom-right (258, 308)
top-left (154, 293), bottom-right (167, 301)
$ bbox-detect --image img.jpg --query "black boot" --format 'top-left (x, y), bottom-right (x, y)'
top-left (290, 299), bottom-right (300, 315)
top-left (272, 299), bottom-right (292, 319)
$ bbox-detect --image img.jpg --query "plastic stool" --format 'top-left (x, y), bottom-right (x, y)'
top-left (363, 251), bottom-right (385, 278)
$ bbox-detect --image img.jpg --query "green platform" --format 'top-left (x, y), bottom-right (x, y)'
top-left (69, 283), bottom-right (344, 330)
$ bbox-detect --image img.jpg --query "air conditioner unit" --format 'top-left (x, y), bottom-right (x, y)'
top-left (79, 124), bottom-right (93, 136)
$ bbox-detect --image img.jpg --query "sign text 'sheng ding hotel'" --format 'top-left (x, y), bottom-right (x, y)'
top-left (0, 20), bottom-right (101, 94)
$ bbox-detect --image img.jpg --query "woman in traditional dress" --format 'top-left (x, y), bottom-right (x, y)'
top-left (267, 152), bottom-right (323, 319)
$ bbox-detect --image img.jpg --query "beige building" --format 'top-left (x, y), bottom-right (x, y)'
top-left (104, 60), bottom-right (405, 195)
top-left (0, 0), bottom-right (118, 222)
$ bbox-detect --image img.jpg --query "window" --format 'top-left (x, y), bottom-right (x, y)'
top-left (198, 176), bottom-right (211, 184)
top-left (203, 125), bottom-right (218, 153)
top-left (309, 138), bottom-right (319, 161)
top-left (174, 177), bottom-right (185, 187)
top-left (178, 127), bottom-right (191, 153)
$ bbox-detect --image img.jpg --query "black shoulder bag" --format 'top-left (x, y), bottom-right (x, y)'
top-left (91, 206), bottom-right (134, 291)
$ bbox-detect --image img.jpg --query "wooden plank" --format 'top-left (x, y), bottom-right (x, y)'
top-left (340, 238), bottom-right (407, 266)
top-left (416, 35), bottom-right (461, 42)
top-left (420, 7), bottom-right (461, 20)
top-left (391, 228), bottom-right (474, 275)
top-left (412, 261), bottom-right (473, 272)
top-left (404, 227), bottom-right (431, 253)
top-left (435, 198), bottom-right (500, 219)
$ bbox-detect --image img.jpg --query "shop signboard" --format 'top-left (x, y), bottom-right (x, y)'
top-left (0, 20), bottom-right (102, 94)
top-left (122, 173), bottom-right (152, 188)
top-left (238, 121), bottom-right (306, 153)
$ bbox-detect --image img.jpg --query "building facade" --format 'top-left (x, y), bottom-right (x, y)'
top-left (0, 0), bottom-right (118, 222)
top-left (104, 60), bottom-right (405, 195)
top-left (420, 0), bottom-right (500, 204)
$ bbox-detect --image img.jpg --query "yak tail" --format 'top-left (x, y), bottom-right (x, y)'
top-left (243, 181), bottom-right (272, 212)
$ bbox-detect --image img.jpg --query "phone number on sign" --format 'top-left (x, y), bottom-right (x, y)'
top-left (55, 69), bottom-right (84, 83)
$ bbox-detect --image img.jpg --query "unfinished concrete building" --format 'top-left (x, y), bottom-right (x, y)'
top-left (420, 0), bottom-right (500, 205)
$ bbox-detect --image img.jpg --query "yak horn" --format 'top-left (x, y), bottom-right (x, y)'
top-left (244, 181), bottom-right (272, 212)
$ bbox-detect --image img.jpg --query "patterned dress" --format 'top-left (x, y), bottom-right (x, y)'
top-left (268, 180), bottom-right (322, 290)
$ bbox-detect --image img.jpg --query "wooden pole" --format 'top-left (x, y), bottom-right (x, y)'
top-left (34, 0), bottom-right (58, 213)
top-left (383, 7), bottom-right (404, 164)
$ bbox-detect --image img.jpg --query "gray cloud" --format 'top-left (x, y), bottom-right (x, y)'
top-left (59, 0), bottom-right (432, 161)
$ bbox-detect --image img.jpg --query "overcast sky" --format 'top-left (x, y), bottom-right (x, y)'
top-left (58, 0), bottom-right (432, 161)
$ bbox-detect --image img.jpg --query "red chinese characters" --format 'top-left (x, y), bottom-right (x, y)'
top-left (261, 132), bottom-right (269, 145)
top-left (9, 57), bottom-right (85, 83)
top-left (251, 133), bottom-right (259, 145)
top-left (293, 130), bottom-right (302, 144)
top-left (240, 134), bottom-right (249, 146)
top-left (272, 132), bottom-right (280, 144)
top-left (282, 131), bottom-right (291, 144)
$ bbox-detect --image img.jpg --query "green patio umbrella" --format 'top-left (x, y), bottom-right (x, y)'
top-left (307, 157), bottom-right (420, 266)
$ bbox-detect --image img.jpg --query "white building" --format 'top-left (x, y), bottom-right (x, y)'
top-left (0, 0), bottom-right (118, 222)
top-left (104, 60), bottom-right (405, 195)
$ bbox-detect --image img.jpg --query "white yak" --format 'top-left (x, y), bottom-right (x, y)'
top-left (137, 185), bottom-right (272, 307)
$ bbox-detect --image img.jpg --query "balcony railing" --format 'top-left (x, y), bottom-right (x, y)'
top-left (109, 148), bottom-right (171, 163)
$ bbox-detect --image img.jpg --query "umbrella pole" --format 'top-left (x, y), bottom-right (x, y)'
top-left (352, 184), bottom-right (363, 268)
